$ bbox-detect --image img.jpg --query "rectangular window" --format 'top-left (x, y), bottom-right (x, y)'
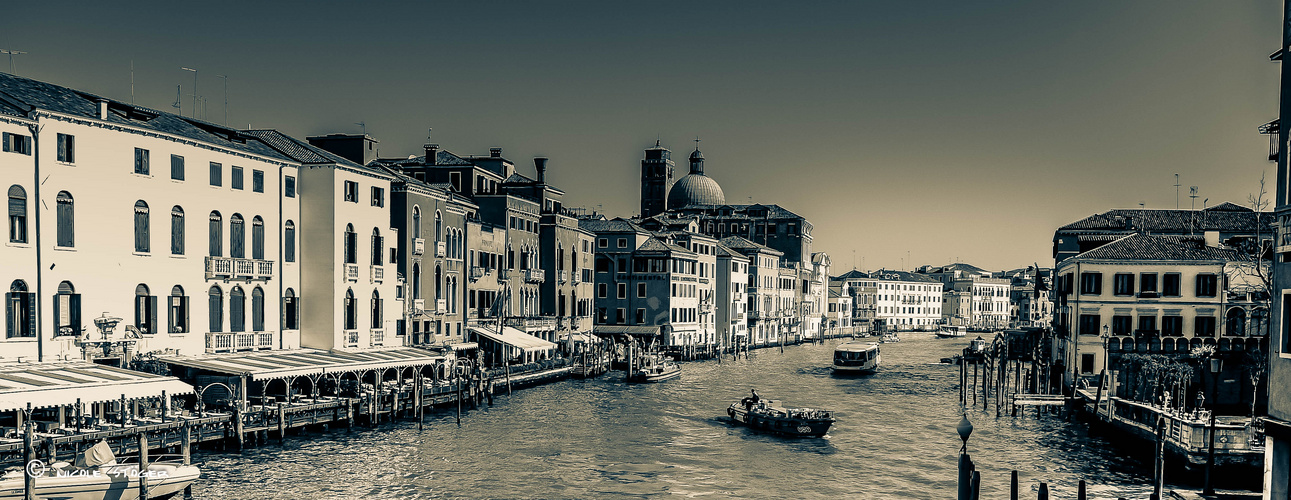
top-left (170, 155), bottom-right (184, 180)
top-left (231, 166), bottom-right (244, 190)
top-left (598, 238), bottom-right (608, 248)
top-left (56, 134), bottom-right (74, 162)
top-left (209, 162), bottom-right (222, 186)
top-left (1080, 353), bottom-right (1095, 375)
top-left (635, 308), bottom-right (646, 324)
top-left (1112, 315), bottom-right (1132, 335)
top-left (1162, 316), bottom-right (1183, 336)
top-left (617, 238), bottom-right (627, 248)
top-left (2, 132), bottom-right (31, 155)
top-left (596, 308), bottom-right (607, 324)
top-left (1196, 316), bottom-right (1216, 337)
top-left (133, 148), bottom-right (150, 175)
top-left (1138, 315), bottom-right (1157, 333)
top-left (1079, 315), bottom-right (1099, 335)
top-left (1163, 273), bottom-right (1181, 297)
top-left (637, 283), bottom-right (647, 298)
top-left (252, 169), bottom-right (264, 193)
top-left (597, 283), bottom-right (607, 299)
top-left (344, 181), bottom-right (358, 202)
top-left (1113, 274), bottom-right (1134, 296)
top-left (1195, 274), bottom-right (1217, 297)
top-left (1140, 273), bottom-right (1158, 294)
top-left (449, 171), bottom-right (462, 192)
top-left (1079, 272), bottom-right (1101, 295)
top-left (371, 186), bottom-right (384, 207)
top-left (616, 308), bottom-right (626, 324)
top-left (617, 283), bottom-right (627, 299)
top-left (285, 176), bottom-right (296, 198)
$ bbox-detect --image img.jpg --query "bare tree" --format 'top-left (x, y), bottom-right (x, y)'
top-left (1230, 172), bottom-right (1274, 335)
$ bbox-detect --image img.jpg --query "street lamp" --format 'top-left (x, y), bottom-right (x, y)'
top-left (1203, 356), bottom-right (1222, 495)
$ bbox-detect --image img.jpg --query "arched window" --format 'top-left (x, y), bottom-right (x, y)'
top-left (56, 191), bottom-right (74, 247)
top-left (284, 220), bottom-right (296, 262)
top-left (435, 210), bottom-right (442, 241)
top-left (229, 214), bottom-right (245, 259)
top-left (5, 280), bottom-right (33, 338)
top-left (168, 285), bottom-right (188, 334)
top-left (251, 216), bottom-right (264, 260)
top-left (448, 277), bottom-right (457, 314)
top-left (557, 244), bottom-right (564, 271)
top-left (134, 284), bottom-right (155, 335)
top-left (209, 211), bottom-right (223, 257)
top-left (282, 288), bottom-right (298, 330)
top-left (371, 290), bottom-right (382, 329)
top-left (412, 263), bottom-right (422, 299)
top-left (1226, 308), bottom-right (1247, 337)
top-left (7, 185), bottom-right (26, 244)
top-left (372, 228), bottom-right (383, 266)
top-left (344, 289), bottom-right (356, 330)
top-left (230, 286), bottom-right (246, 332)
top-left (133, 200), bottom-right (150, 253)
top-left (558, 291), bottom-right (566, 317)
top-left (208, 286), bottom-right (224, 333)
top-left (1252, 308), bottom-right (1269, 337)
top-left (435, 265), bottom-right (442, 301)
top-left (412, 206), bottom-right (422, 239)
top-left (170, 206), bottom-right (184, 255)
top-left (251, 287), bottom-right (265, 332)
top-left (344, 223), bottom-right (356, 265)
top-left (54, 280), bottom-right (80, 337)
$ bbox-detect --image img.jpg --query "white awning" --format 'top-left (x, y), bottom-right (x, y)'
top-left (0, 363), bottom-right (194, 412)
top-left (161, 347), bottom-right (444, 381)
top-left (469, 326), bottom-right (556, 352)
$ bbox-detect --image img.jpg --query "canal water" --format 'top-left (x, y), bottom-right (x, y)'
top-left (193, 335), bottom-right (1163, 499)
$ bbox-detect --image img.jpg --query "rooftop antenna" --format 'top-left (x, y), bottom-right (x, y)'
top-left (1174, 173), bottom-right (1180, 209)
top-left (181, 67), bottom-right (197, 118)
top-left (130, 60), bottom-right (135, 105)
top-left (355, 122), bottom-right (367, 135)
top-left (171, 85), bottom-right (182, 110)
top-left (1189, 186), bottom-right (1199, 210)
top-left (0, 49), bottom-right (26, 74)
top-left (216, 74), bottom-right (228, 126)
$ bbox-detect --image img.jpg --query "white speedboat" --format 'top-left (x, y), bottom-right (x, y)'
top-left (936, 326), bottom-right (967, 338)
top-left (627, 354), bottom-right (681, 383)
top-left (0, 441), bottom-right (200, 500)
top-left (832, 341), bottom-right (881, 374)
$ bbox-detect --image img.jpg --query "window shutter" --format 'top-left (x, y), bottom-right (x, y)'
top-left (252, 222), bottom-right (264, 260)
top-left (69, 294), bottom-right (81, 336)
top-left (24, 293), bottom-right (34, 337)
top-left (149, 296), bottom-right (158, 336)
top-left (53, 294), bottom-right (62, 334)
top-left (172, 212), bottom-right (184, 255)
top-left (182, 296), bottom-right (190, 333)
top-left (4, 293), bottom-right (12, 338)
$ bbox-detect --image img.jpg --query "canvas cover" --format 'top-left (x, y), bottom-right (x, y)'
top-left (74, 440), bottom-right (116, 467)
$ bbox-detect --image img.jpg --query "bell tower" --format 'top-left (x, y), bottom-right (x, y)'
top-left (640, 140), bottom-right (674, 217)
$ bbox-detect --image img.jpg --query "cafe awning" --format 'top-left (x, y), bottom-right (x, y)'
top-left (161, 348), bottom-right (444, 382)
top-left (0, 363), bottom-right (194, 412)
top-left (468, 326), bottom-right (556, 353)
top-left (593, 325), bottom-right (661, 337)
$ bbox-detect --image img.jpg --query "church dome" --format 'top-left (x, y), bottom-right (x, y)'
top-left (668, 173), bottom-right (725, 208)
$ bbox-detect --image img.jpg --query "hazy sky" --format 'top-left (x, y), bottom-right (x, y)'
top-left (2, 1), bottom-right (1280, 272)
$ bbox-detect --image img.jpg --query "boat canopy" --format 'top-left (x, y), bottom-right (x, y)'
top-left (160, 348), bottom-right (443, 381)
top-left (0, 363), bottom-right (194, 412)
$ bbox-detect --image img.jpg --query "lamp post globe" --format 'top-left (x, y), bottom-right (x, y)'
top-left (957, 414), bottom-right (973, 451)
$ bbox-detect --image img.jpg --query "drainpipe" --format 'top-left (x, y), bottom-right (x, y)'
top-left (26, 119), bottom-right (42, 363)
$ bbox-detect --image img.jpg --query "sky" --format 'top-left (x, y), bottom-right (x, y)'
top-left (2, 1), bottom-right (1281, 272)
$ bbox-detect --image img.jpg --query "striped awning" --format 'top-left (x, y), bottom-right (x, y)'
top-left (0, 363), bottom-right (194, 412)
top-left (160, 348), bottom-right (444, 381)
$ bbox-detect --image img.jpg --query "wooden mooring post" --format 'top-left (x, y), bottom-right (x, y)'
top-left (277, 403), bottom-right (286, 444)
top-left (231, 406), bottom-right (244, 451)
top-left (138, 433), bottom-right (149, 500)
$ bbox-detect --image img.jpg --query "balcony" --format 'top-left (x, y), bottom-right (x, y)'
top-left (206, 331), bottom-right (274, 353)
top-left (344, 263), bottom-right (360, 282)
top-left (506, 317), bottom-right (557, 331)
top-left (370, 265), bottom-right (384, 284)
top-left (572, 271), bottom-right (581, 285)
top-left (470, 266), bottom-right (487, 282)
top-left (413, 299), bottom-right (426, 314)
top-left (498, 269), bottom-right (512, 281)
top-left (413, 238), bottom-right (425, 256)
top-left (435, 241), bottom-right (446, 258)
top-left (205, 257), bottom-right (274, 282)
top-left (557, 270), bottom-right (568, 284)
top-left (524, 269), bottom-right (546, 283)
top-left (1260, 119), bottom-right (1279, 162)
top-left (344, 330), bottom-right (359, 347)
top-left (372, 329), bottom-right (384, 346)
top-left (436, 299), bottom-right (447, 314)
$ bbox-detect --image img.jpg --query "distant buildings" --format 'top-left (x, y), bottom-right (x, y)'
top-left (919, 263), bottom-right (1011, 330)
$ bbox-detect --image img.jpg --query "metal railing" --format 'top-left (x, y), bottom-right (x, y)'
top-left (344, 330), bottom-right (359, 347)
top-left (506, 317), bottom-right (557, 331)
top-left (206, 331), bottom-right (275, 353)
top-left (344, 263), bottom-right (359, 282)
top-left (372, 329), bottom-right (384, 346)
top-left (205, 257), bottom-right (274, 281)
top-left (370, 265), bottom-right (384, 284)
top-left (413, 238), bottom-right (425, 256)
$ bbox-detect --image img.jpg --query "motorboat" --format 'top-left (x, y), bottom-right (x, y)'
top-left (626, 354), bottom-right (681, 383)
top-left (880, 333), bottom-right (900, 343)
top-left (936, 326), bottom-right (967, 338)
top-left (727, 399), bottom-right (835, 438)
top-left (0, 440), bottom-right (201, 500)
top-left (832, 341), bottom-right (880, 374)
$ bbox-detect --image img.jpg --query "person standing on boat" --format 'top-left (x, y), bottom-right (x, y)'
top-left (750, 389), bottom-right (760, 406)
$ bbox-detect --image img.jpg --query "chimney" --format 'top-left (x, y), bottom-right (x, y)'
top-left (424, 144), bottom-right (438, 166)
top-left (97, 99), bottom-right (109, 120)
top-left (534, 157), bottom-right (548, 183)
top-left (490, 147), bottom-right (502, 158)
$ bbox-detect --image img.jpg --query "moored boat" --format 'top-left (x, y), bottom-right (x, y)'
top-left (0, 441), bottom-right (201, 500)
top-left (936, 326), bottom-right (967, 338)
top-left (832, 341), bottom-right (880, 374)
top-left (880, 333), bottom-right (900, 343)
top-left (626, 354), bottom-right (681, 383)
top-left (727, 399), bottom-right (835, 438)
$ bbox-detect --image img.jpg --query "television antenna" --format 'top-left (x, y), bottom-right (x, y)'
top-left (356, 122), bottom-right (367, 135)
top-left (0, 49), bottom-right (26, 74)
top-left (216, 74), bottom-right (228, 126)
top-left (171, 85), bottom-right (182, 110)
top-left (1174, 173), bottom-right (1180, 209)
top-left (181, 67), bottom-right (197, 118)
top-left (1189, 186), bottom-right (1199, 210)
